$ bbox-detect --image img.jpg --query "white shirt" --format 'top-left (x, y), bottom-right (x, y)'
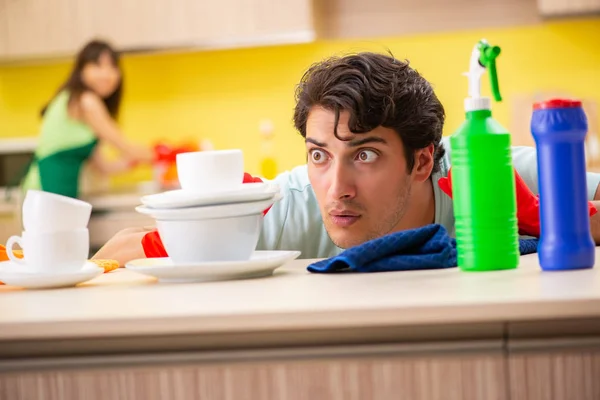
top-left (257, 137), bottom-right (600, 259)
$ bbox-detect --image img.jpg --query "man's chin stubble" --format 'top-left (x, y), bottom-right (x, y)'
top-left (326, 211), bottom-right (409, 249)
top-left (325, 223), bottom-right (376, 249)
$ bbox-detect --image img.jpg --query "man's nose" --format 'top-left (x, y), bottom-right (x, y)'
top-left (327, 161), bottom-right (356, 200)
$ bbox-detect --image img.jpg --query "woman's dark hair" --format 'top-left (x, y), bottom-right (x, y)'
top-left (41, 40), bottom-right (123, 118)
top-left (293, 52), bottom-right (446, 174)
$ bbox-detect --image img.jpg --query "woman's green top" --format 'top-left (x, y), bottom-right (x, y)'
top-left (21, 91), bottom-right (98, 198)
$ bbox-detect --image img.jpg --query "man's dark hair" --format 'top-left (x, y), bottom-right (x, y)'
top-left (293, 52), bottom-right (446, 174)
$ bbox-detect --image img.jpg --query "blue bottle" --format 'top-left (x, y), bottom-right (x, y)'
top-left (531, 99), bottom-right (595, 271)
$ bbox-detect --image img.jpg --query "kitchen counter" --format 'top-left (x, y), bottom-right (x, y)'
top-left (1, 251), bottom-right (600, 342)
top-left (1, 251), bottom-right (600, 399)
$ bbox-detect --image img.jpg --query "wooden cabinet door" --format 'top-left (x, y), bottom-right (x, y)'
top-left (1, 0), bottom-right (316, 60)
top-left (537, 0), bottom-right (600, 15)
top-left (0, 0), bottom-right (8, 57)
top-left (249, 0), bottom-right (314, 38)
top-left (148, 0), bottom-right (198, 48)
top-left (79, 0), bottom-right (198, 50)
top-left (4, 0), bottom-right (81, 58)
top-left (190, 0), bottom-right (315, 46)
top-left (0, 351), bottom-right (509, 400)
top-left (79, 0), bottom-right (152, 50)
top-left (509, 347), bottom-right (600, 400)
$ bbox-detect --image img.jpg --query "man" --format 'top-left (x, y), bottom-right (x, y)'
top-left (94, 52), bottom-right (600, 264)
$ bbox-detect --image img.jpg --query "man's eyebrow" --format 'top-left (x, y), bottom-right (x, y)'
top-left (347, 136), bottom-right (388, 147)
top-left (305, 138), bottom-right (327, 147)
top-left (305, 136), bottom-right (388, 148)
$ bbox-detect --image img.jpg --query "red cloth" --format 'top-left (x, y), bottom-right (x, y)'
top-left (437, 167), bottom-right (597, 238)
top-left (142, 173), bottom-right (271, 258)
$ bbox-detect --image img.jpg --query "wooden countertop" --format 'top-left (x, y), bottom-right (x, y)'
top-left (0, 249), bottom-right (599, 344)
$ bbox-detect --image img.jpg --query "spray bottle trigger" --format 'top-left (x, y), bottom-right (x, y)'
top-left (478, 43), bottom-right (502, 102)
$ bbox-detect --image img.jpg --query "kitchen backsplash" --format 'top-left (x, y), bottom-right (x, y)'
top-left (0, 17), bottom-right (599, 187)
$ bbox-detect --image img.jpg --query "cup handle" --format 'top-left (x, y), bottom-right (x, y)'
top-left (6, 235), bottom-right (26, 265)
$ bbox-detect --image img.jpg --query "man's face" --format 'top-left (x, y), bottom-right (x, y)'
top-left (306, 107), bottom-right (416, 249)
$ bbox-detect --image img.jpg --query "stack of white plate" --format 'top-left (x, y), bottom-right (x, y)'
top-left (137, 181), bottom-right (279, 217)
top-left (129, 181), bottom-right (300, 283)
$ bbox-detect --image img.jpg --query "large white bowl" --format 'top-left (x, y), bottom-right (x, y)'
top-left (156, 213), bottom-right (263, 264)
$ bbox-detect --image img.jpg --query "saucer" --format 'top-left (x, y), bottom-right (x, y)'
top-left (136, 195), bottom-right (281, 221)
top-left (180, 182), bottom-right (267, 196)
top-left (125, 250), bottom-right (301, 283)
top-left (141, 183), bottom-right (279, 209)
top-left (0, 261), bottom-right (104, 289)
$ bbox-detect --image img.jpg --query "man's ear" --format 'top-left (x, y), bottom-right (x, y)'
top-left (412, 143), bottom-right (435, 182)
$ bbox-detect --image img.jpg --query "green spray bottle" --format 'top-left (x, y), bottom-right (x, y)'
top-left (449, 39), bottom-right (520, 271)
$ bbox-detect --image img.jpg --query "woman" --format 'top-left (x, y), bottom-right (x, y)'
top-left (20, 40), bottom-right (153, 199)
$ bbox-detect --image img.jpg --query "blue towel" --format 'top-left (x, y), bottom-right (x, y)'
top-left (307, 224), bottom-right (538, 273)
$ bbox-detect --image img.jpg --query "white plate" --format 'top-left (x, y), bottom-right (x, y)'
top-left (125, 250), bottom-right (301, 283)
top-left (141, 183), bottom-right (279, 209)
top-left (0, 261), bottom-right (104, 289)
top-left (135, 195), bottom-right (280, 221)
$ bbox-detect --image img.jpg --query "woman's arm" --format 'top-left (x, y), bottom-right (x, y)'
top-left (79, 91), bottom-right (153, 163)
top-left (89, 146), bottom-right (137, 175)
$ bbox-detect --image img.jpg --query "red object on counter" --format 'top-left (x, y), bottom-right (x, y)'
top-left (153, 142), bottom-right (199, 163)
top-left (153, 143), bottom-right (177, 163)
top-left (437, 167), bottom-right (597, 237)
top-left (141, 172), bottom-right (272, 259)
top-left (152, 141), bottom-right (200, 189)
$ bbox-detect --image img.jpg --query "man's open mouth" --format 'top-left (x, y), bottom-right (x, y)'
top-left (329, 213), bottom-right (361, 227)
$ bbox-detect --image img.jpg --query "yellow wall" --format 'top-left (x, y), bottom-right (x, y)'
top-left (0, 17), bottom-right (599, 186)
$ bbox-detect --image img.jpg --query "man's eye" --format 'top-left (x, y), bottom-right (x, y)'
top-left (310, 149), bottom-right (328, 164)
top-left (357, 150), bottom-right (378, 163)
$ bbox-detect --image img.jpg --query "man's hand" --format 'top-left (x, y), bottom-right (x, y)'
top-left (438, 167), bottom-right (598, 238)
top-left (92, 226), bottom-right (155, 267)
top-left (589, 184), bottom-right (600, 244)
top-left (589, 202), bottom-right (600, 244)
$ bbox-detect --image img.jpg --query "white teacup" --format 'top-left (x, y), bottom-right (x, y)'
top-left (176, 150), bottom-right (244, 192)
top-left (6, 229), bottom-right (90, 274)
top-left (22, 190), bottom-right (92, 233)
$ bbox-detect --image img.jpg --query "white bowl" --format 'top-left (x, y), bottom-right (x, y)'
top-left (156, 213), bottom-right (263, 264)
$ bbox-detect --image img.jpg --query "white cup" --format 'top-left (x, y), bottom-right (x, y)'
top-left (176, 150), bottom-right (244, 192)
top-left (21, 190), bottom-right (92, 233)
top-left (6, 229), bottom-right (90, 274)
